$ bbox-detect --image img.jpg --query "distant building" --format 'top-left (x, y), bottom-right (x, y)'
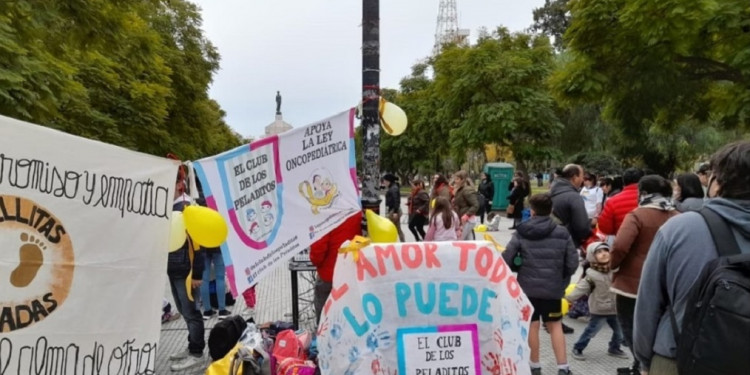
top-left (264, 113), bottom-right (293, 137)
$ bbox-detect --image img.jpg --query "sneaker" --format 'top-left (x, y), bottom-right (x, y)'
top-left (562, 323), bottom-right (575, 334)
top-left (217, 309), bottom-right (231, 320)
top-left (531, 368), bottom-right (542, 375)
top-left (168, 348), bottom-right (190, 361)
top-left (616, 367), bottom-right (637, 375)
top-left (608, 348), bottom-right (629, 359)
top-left (571, 348), bottom-right (586, 361)
top-left (170, 353), bottom-right (204, 371)
top-left (202, 310), bottom-right (216, 320)
top-left (557, 369), bottom-right (572, 375)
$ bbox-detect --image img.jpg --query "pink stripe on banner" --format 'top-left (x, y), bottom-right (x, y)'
top-left (205, 196), bottom-right (219, 211)
top-left (228, 208), bottom-right (267, 248)
top-left (348, 108), bottom-right (356, 138)
top-left (249, 135), bottom-right (283, 184)
top-left (438, 324), bottom-right (481, 375)
top-left (225, 265), bottom-right (238, 297)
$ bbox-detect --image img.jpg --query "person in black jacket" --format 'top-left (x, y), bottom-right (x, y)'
top-left (478, 172), bottom-right (495, 224)
top-left (167, 171), bottom-right (206, 371)
top-left (550, 164), bottom-right (591, 248)
top-left (503, 193), bottom-right (578, 375)
top-left (382, 174), bottom-right (404, 242)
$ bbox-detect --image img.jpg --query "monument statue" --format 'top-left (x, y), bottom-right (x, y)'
top-left (275, 91), bottom-right (282, 115)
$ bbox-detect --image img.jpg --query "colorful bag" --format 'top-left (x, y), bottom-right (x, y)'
top-left (276, 358), bottom-right (316, 375)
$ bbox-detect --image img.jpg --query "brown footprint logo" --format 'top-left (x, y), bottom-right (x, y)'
top-left (10, 233), bottom-right (46, 288)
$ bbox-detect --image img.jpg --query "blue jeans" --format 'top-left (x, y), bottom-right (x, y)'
top-left (200, 250), bottom-right (226, 311)
top-left (573, 314), bottom-right (623, 352)
top-left (169, 276), bottom-right (205, 355)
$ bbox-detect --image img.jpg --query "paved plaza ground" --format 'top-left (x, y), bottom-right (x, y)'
top-left (158, 198), bottom-right (631, 374)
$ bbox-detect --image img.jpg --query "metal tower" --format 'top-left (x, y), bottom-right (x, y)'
top-left (434, 0), bottom-right (469, 55)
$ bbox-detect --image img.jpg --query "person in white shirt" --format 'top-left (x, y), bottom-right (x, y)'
top-left (580, 172), bottom-right (604, 226)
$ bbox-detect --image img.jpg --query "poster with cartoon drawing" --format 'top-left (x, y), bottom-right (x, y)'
top-left (298, 168), bottom-right (339, 214)
top-left (318, 241), bottom-right (533, 375)
top-left (0, 115), bottom-right (177, 374)
top-left (195, 109), bottom-right (360, 294)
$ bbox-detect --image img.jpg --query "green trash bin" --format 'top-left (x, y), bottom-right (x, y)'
top-left (484, 162), bottom-right (515, 211)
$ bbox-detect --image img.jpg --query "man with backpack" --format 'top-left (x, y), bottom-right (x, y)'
top-left (634, 141), bottom-right (750, 375)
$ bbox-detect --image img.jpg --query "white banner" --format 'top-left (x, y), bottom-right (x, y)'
top-left (318, 241), bottom-right (533, 375)
top-left (194, 109), bottom-right (360, 294)
top-left (0, 116), bottom-right (179, 373)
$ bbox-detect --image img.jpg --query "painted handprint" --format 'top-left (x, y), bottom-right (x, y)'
top-left (493, 330), bottom-right (504, 351)
top-left (366, 326), bottom-right (393, 352)
top-left (317, 316), bottom-right (329, 336)
top-left (343, 346), bottom-right (364, 375)
top-left (327, 313), bottom-right (345, 341)
top-left (482, 352), bottom-right (518, 375)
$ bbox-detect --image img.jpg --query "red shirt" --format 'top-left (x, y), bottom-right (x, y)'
top-left (309, 212), bottom-right (362, 282)
top-left (598, 184), bottom-right (639, 235)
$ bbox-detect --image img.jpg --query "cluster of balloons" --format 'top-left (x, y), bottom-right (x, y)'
top-left (168, 205), bottom-right (229, 252)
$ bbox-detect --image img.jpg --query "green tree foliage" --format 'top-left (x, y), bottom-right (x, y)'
top-left (551, 0), bottom-right (750, 174)
top-left (0, 0), bottom-right (241, 160)
top-left (380, 64), bottom-right (451, 180)
top-left (433, 29), bottom-right (563, 173)
top-left (531, 0), bottom-right (571, 51)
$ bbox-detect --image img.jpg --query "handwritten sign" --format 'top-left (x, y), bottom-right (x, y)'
top-left (398, 324), bottom-right (480, 375)
top-left (0, 115), bottom-right (178, 374)
top-left (317, 241), bottom-right (534, 375)
top-left (194, 109), bottom-right (360, 294)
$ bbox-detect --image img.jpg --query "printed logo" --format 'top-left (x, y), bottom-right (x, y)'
top-left (0, 195), bottom-right (74, 332)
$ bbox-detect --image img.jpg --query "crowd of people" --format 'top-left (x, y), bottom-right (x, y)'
top-left (163, 140), bottom-right (750, 374)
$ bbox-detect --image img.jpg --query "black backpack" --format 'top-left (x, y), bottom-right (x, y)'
top-left (670, 208), bottom-right (750, 375)
top-left (208, 315), bottom-right (248, 360)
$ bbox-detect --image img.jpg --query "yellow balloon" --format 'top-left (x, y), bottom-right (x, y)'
top-left (475, 224), bottom-right (487, 232)
top-left (565, 283), bottom-right (577, 296)
top-left (365, 209), bottom-right (398, 243)
top-left (169, 212), bottom-right (187, 253)
top-left (183, 205), bottom-right (229, 248)
top-left (380, 100), bottom-right (408, 136)
top-left (561, 283), bottom-right (577, 316)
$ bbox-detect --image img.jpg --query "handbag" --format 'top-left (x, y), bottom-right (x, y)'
top-left (506, 204), bottom-right (516, 217)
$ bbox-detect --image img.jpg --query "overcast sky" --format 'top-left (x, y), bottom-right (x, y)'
top-left (192, 0), bottom-right (545, 139)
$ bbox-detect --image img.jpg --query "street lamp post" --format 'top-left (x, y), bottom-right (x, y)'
top-left (361, 0), bottom-right (381, 222)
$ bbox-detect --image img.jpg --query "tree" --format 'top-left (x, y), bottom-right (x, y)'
top-left (551, 0), bottom-right (750, 174)
top-left (379, 64), bottom-right (450, 181)
top-left (432, 28), bottom-right (563, 174)
top-left (531, 0), bottom-right (571, 51)
top-left (0, 0), bottom-right (241, 160)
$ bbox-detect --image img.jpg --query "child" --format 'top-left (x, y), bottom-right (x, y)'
top-left (503, 193), bottom-right (578, 375)
top-left (424, 196), bottom-right (459, 241)
top-left (486, 212), bottom-right (501, 231)
top-left (566, 241), bottom-right (628, 360)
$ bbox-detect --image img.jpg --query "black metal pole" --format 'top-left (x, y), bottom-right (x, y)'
top-left (361, 0), bottom-right (381, 222)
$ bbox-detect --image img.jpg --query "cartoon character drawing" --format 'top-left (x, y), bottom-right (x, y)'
top-left (246, 208), bottom-right (257, 222)
top-left (299, 170), bottom-right (339, 214)
top-left (249, 222), bottom-right (261, 239)
top-left (261, 200), bottom-right (273, 213)
top-left (263, 213), bottom-right (274, 227)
